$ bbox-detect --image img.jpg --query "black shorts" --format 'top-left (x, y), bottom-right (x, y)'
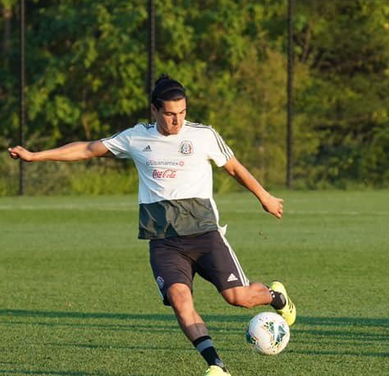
top-left (149, 230), bottom-right (250, 306)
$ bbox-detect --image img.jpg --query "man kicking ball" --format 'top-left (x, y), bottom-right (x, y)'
top-left (9, 74), bottom-right (296, 376)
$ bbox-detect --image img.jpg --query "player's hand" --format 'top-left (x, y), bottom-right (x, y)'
top-left (261, 195), bottom-right (284, 219)
top-left (8, 146), bottom-right (33, 162)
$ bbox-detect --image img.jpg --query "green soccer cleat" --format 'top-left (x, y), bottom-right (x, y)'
top-left (203, 366), bottom-right (231, 376)
top-left (269, 280), bottom-right (296, 326)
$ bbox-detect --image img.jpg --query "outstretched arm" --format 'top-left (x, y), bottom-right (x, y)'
top-left (8, 140), bottom-right (113, 162)
top-left (223, 157), bottom-right (283, 219)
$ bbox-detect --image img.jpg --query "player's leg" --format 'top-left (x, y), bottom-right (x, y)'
top-left (196, 230), bottom-right (296, 326)
top-left (221, 283), bottom-right (296, 326)
top-left (167, 283), bottom-right (208, 340)
top-left (149, 237), bottom-right (230, 376)
top-left (220, 283), bottom-right (272, 308)
top-left (167, 283), bottom-right (230, 375)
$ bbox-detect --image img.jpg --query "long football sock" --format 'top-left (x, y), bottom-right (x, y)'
top-left (269, 288), bottom-right (286, 310)
top-left (193, 336), bottom-right (226, 370)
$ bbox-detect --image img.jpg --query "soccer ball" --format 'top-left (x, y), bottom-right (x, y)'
top-left (246, 312), bottom-right (290, 355)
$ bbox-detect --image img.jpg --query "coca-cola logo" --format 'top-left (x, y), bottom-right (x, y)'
top-left (152, 169), bottom-right (177, 179)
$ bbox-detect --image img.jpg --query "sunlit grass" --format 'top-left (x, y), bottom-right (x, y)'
top-left (0, 191), bottom-right (388, 376)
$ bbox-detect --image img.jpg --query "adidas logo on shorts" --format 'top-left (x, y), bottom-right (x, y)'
top-left (227, 273), bottom-right (238, 282)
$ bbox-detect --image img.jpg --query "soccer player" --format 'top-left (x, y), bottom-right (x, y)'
top-left (9, 74), bottom-right (296, 376)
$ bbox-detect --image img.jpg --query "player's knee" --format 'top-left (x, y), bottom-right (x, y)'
top-left (167, 283), bottom-right (193, 311)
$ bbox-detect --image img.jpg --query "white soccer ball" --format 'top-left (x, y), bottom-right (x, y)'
top-left (246, 312), bottom-right (290, 355)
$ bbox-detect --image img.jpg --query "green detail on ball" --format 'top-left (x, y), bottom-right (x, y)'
top-left (246, 330), bottom-right (256, 345)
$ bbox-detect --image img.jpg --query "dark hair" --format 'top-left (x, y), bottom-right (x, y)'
top-left (151, 74), bottom-right (186, 110)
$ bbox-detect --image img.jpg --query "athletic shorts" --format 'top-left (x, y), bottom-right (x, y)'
top-left (149, 230), bottom-right (250, 306)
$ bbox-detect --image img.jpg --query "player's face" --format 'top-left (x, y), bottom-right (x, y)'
top-left (152, 98), bottom-right (187, 136)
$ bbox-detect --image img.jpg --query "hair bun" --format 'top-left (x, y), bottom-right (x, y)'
top-left (151, 74), bottom-right (186, 109)
top-left (155, 74), bottom-right (172, 86)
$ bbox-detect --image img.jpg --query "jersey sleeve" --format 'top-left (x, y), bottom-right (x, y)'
top-left (101, 128), bottom-right (133, 159)
top-left (206, 128), bottom-right (234, 167)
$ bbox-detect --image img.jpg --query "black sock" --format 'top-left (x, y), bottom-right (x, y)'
top-left (269, 288), bottom-right (286, 310)
top-left (193, 336), bottom-right (226, 370)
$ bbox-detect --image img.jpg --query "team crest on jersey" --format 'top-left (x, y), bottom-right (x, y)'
top-left (179, 140), bottom-right (194, 155)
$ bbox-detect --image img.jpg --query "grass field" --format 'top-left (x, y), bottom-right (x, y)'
top-left (0, 191), bottom-right (388, 376)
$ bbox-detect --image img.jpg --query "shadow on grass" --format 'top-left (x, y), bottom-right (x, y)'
top-left (1, 319), bottom-right (180, 333)
top-left (1, 309), bottom-right (388, 359)
top-left (0, 374), bottom-right (157, 376)
top-left (0, 309), bottom-right (176, 322)
top-left (48, 342), bottom-right (196, 352)
top-left (297, 316), bottom-right (389, 328)
top-left (0, 371), bottom-right (96, 376)
top-left (0, 309), bottom-right (248, 333)
top-left (1, 309), bottom-right (388, 327)
top-left (289, 349), bottom-right (389, 358)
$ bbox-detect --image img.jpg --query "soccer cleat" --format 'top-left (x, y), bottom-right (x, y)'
top-left (269, 280), bottom-right (296, 326)
top-left (203, 365), bottom-right (231, 376)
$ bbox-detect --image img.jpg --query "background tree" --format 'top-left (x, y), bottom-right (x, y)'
top-left (1, 0), bottom-right (388, 194)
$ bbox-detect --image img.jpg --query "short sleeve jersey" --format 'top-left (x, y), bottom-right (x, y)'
top-left (102, 120), bottom-right (234, 239)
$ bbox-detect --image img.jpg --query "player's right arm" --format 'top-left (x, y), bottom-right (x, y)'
top-left (8, 141), bottom-right (113, 162)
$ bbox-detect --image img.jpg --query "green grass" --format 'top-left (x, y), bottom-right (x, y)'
top-left (0, 191), bottom-right (388, 376)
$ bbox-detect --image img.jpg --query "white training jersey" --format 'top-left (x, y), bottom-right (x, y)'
top-left (102, 120), bottom-right (234, 239)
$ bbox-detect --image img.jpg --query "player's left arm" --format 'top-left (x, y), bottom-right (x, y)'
top-left (223, 157), bottom-right (283, 219)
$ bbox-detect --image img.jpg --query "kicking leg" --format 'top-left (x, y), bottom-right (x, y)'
top-left (221, 282), bottom-right (296, 326)
top-left (221, 282), bottom-right (273, 308)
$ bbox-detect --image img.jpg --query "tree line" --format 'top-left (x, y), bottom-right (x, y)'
top-left (1, 0), bottom-right (389, 192)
